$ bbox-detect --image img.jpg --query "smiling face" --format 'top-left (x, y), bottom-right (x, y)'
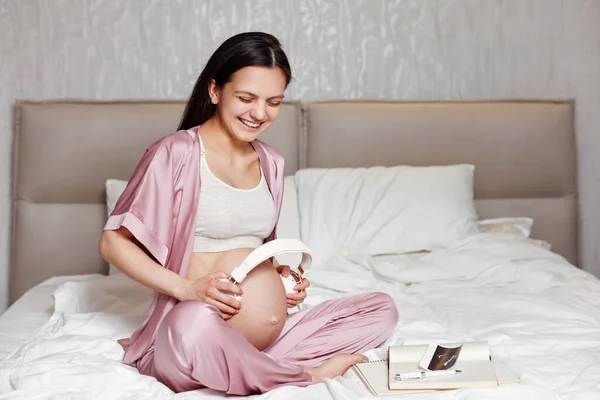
top-left (208, 66), bottom-right (287, 143)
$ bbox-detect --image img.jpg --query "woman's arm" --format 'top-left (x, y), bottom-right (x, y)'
top-left (100, 134), bottom-right (242, 317)
top-left (99, 227), bottom-right (242, 317)
top-left (99, 227), bottom-right (191, 301)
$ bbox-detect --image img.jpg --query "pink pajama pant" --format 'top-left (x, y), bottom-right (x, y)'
top-left (147, 292), bottom-right (398, 395)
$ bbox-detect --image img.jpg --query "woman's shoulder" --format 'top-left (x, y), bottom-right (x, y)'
top-left (253, 138), bottom-right (283, 163)
top-left (253, 139), bottom-right (285, 186)
top-left (145, 128), bottom-right (197, 160)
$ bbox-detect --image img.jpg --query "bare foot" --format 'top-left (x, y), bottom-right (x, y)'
top-left (308, 354), bottom-right (368, 384)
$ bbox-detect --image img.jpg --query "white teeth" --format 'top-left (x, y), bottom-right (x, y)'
top-left (240, 118), bottom-right (260, 128)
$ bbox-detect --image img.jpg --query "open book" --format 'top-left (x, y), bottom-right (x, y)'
top-left (352, 359), bottom-right (426, 396)
top-left (389, 341), bottom-right (506, 390)
top-left (352, 341), bottom-right (519, 396)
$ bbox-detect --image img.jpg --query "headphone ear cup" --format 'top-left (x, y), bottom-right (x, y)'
top-left (289, 270), bottom-right (302, 284)
top-left (281, 274), bottom-right (299, 294)
top-left (217, 278), bottom-right (243, 301)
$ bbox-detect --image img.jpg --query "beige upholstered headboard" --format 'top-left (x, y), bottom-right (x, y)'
top-left (10, 99), bottom-right (577, 304)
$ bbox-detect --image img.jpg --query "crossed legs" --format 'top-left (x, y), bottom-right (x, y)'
top-left (151, 292), bottom-right (398, 395)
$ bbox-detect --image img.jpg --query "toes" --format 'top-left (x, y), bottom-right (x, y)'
top-left (352, 354), bottom-right (368, 364)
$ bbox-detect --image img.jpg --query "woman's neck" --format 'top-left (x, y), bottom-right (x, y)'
top-left (200, 115), bottom-right (252, 156)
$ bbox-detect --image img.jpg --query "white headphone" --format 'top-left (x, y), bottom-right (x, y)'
top-left (220, 238), bottom-right (312, 303)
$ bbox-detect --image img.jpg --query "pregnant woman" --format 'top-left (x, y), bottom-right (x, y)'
top-left (99, 31), bottom-right (398, 395)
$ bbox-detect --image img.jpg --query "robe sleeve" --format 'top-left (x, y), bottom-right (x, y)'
top-left (104, 140), bottom-right (182, 267)
top-left (263, 147), bottom-right (285, 244)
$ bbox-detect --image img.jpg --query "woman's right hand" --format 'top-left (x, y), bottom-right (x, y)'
top-left (176, 271), bottom-right (243, 320)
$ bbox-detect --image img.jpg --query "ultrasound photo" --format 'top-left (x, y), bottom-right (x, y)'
top-left (427, 344), bottom-right (463, 370)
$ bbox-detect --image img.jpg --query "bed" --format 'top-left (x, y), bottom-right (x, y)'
top-left (2, 99), bottom-right (598, 400)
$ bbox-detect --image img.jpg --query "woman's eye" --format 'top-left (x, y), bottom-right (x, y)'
top-left (239, 97), bottom-right (252, 103)
top-left (268, 101), bottom-right (282, 107)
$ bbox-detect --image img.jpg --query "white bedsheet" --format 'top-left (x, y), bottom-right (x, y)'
top-left (0, 274), bottom-right (101, 361)
top-left (2, 232), bottom-right (600, 399)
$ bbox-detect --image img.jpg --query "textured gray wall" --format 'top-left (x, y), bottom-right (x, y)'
top-left (1, 0), bottom-right (599, 312)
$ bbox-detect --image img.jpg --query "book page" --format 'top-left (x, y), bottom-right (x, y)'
top-left (491, 359), bottom-right (520, 385)
top-left (388, 344), bottom-right (428, 364)
top-left (389, 359), bottom-right (498, 390)
top-left (352, 360), bottom-right (427, 396)
top-left (389, 341), bottom-right (490, 365)
top-left (452, 341), bottom-right (490, 361)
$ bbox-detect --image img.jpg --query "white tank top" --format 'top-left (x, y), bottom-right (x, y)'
top-left (193, 135), bottom-right (277, 253)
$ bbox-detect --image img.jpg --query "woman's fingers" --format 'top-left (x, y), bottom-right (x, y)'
top-left (276, 264), bottom-right (291, 277)
top-left (207, 270), bottom-right (229, 280)
top-left (286, 290), bottom-right (306, 307)
top-left (214, 279), bottom-right (243, 297)
top-left (205, 296), bottom-right (239, 317)
top-left (211, 279), bottom-right (243, 310)
top-left (206, 287), bottom-right (241, 314)
top-left (294, 277), bottom-right (311, 292)
top-left (287, 289), bottom-right (307, 301)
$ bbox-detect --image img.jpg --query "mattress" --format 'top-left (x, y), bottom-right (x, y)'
top-left (1, 232), bottom-right (600, 399)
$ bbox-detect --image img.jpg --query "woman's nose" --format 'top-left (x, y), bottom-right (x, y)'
top-left (250, 102), bottom-right (267, 121)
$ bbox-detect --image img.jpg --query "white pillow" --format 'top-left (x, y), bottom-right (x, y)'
top-left (106, 179), bottom-right (129, 217)
top-left (295, 165), bottom-right (479, 264)
top-left (104, 176), bottom-right (303, 273)
top-left (476, 217), bottom-right (552, 250)
top-left (274, 176), bottom-right (303, 267)
top-left (276, 176), bottom-right (301, 240)
top-left (105, 179), bottom-right (129, 275)
top-left (476, 217), bottom-right (533, 237)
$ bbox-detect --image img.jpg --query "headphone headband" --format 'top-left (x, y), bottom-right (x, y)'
top-left (228, 239), bottom-right (312, 284)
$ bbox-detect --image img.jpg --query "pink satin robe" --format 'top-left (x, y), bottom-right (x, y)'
top-left (103, 126), bottom-right (285, 372)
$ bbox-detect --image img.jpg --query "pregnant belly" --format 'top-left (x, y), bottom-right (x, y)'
top-left (227, 262), bottom-right (288, 350)
top-left (187, 250), bottom-right (288, 351)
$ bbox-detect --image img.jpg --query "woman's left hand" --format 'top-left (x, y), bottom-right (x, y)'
top-left (276, 264), bottom-right (311, 308)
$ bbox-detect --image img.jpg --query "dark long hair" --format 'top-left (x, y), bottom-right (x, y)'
top-left (177, 32), bottom-right (292, 131)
